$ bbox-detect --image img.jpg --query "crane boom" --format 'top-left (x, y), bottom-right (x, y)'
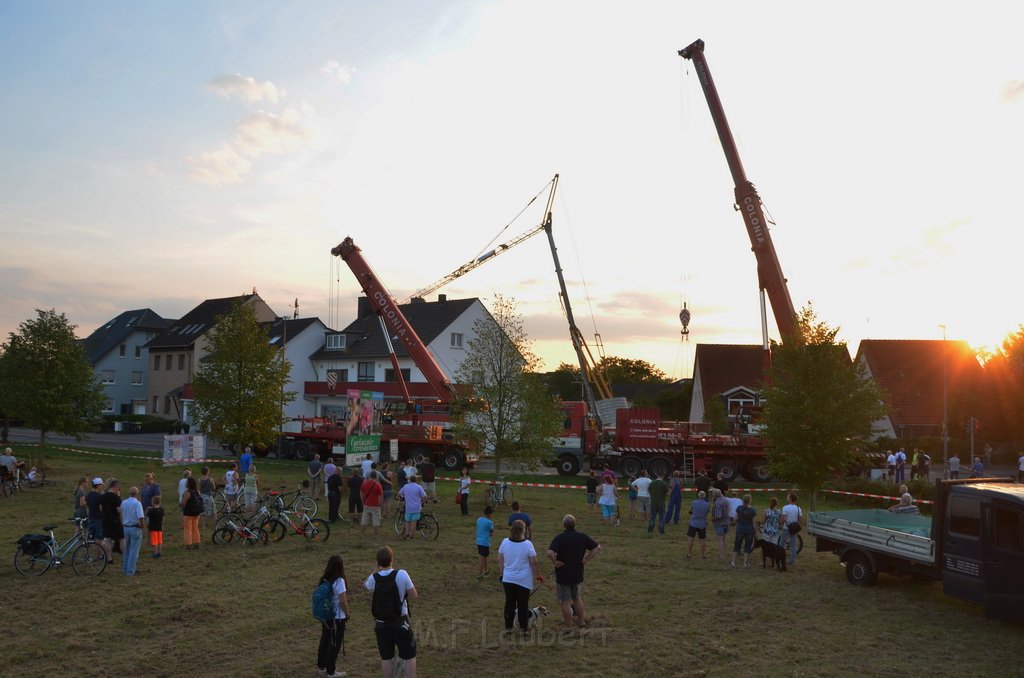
top-left (679, 39), bottom-right (799, 341)
top-left (331, 237), bottom-right (458, 403)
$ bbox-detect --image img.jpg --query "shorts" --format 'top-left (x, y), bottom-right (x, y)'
top-left (628, 491), bottom-right (638, 501)
top-left (383, 490), bottom-right (393, 501)
top-left (600, 504), bottom-right (615, 518)
top-left (555, 582), bottom-right (581, 602)
top-left (586, 493), bottom-right (596, 505)
top-left (638, 497), bottom-right (650, 513)
top-left (348, 497), bottom-right (363, 513)
top-left (88, 518), bottom-right (104, 540)
top-left (375, 621), bottom-right (416, 661)
top-left (477, 545), bottom-right (490, 557)
top-left (714, 524), bottom-right (729, 537)
top-left (150, 530), bottom-right (163, 546)
top-left (405, 512), bottom-right (421, 523)
top-left (687, 525), bottom-right (706, 539)
top-left (423, 481), bottom-right (436, 496)
top-left (361, 506), bottom-right (382, 526)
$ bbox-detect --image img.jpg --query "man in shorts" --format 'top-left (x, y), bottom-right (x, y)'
top-left (418, 458), bottom-right (437, 503)
top-left (546, 514), bottom-right (601, 630)
top-left (360, 470), bottom-right (384, 536)
top-left (365, 545), bottom-right (419, 677)
top-left (686, 490), bottom-right (710, 558)
top-left (397, 475), bottom-right (428, 541)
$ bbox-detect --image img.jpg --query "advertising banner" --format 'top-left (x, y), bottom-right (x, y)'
top-left (162, 434), bottom-right (207, 466)
top-left (345, 389), bottom-right (383, 457)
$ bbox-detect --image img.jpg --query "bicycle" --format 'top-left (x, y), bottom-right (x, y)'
top-left (261, 507), bottom-right (330, 542)
top-left (486, 476), bottom-right (514, 508)
top-left (14, 517), bottom-right (107, 576)
top-left (212, 514), bottom-right (269, 546)
top-left (393, 507), bottom-right (440, 540)
top-left (262, 484), bottom-right (318, 517)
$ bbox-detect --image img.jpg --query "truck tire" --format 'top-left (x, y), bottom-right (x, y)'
top-left (556, 455), bottom-right (580, 476)
top-left (748, 463), bottom-right (772, 483)
top-left (715, 461), bottom-right (738, 483)
top-left (845, 551), bottom-right (877, 586)
top-left (292, 441), bottom-right (311, 462)
top-left (646, 457), bottom-right (673, 480)
top-left (441, 447), bottom-right (464, 471)
top-left (411, 447), bottom-right (430, 465)
top-left (278, 439), bottom-right (293, 459)
top-left (620, 456), bottom-right (644, 478)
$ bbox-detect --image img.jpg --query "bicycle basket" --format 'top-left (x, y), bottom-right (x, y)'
top-left (17, 534), bottom-right (49, 556)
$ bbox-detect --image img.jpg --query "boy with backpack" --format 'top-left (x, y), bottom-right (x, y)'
top-left (365, 546), bottom-right (418, 678)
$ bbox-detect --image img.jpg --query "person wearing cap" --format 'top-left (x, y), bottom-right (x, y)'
top-left (100, 479), bottom-right (124, 563)
top-left (120, 486), bottom-right (145, 576)
top-left (86, 478), bottom-right (105, 541)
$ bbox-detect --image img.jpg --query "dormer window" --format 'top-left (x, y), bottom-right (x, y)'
top-left (326, 334), bottom-right (346, 351)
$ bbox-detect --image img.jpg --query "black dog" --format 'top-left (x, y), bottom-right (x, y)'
top-left (756, 538), bottom-right (786, 571)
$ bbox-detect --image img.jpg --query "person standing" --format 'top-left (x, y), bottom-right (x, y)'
top-left (239, 446), bottom-right (254, 477)
top-left (507, 501), bottom-right (533, 541)
top-left (419, 458), bottom-right (437, 503)
top-left (713, 472), bottom-right (729, 497)
top-left (648, 472), bottom-right (668, 535)
top-left (379, 462), bottom-right (394, 519)
top-left (759, 496), bottom-right (783, 547)
top-left (886, 450), bottom-right (897, 482)
top-left (86, 478), bottom-right (105, 542)
top-left (711, 488), bottom-right (730, 562)
top-left (180, 476), bottom-right (203, 550)
top-left (120, 486), bottom-right (145, 576)
top-left (694, 469), bottom-right (711, 498)
top-left (458, 467), bottom-right (471, 517)
top-left (243, 463), bottom-right (260, 508)
top-left (323, 457), bottom-right (337, 483)
top-left (911, 449), bottom-right (922, 480)
top-left (546, 515), bottom-right (601, 630)
top-left (625, 474), bottom-right (638, 519)
top-left (686, 491), bottom-right (710, 559)
top-left (365, 546), bottom-right (419, 678)
top-left (397, 475), bottom-right (427, 541)
top-left (730, 494), bottom-right (757, 568)
top-left (140, 473), bottom-right (160, 512)
top-left (665, 470), bottom-right (683, 526)
top-left (100, 479), bottom-right (124, 563)
top-left (947, 454), bottom-right (961, 480)
top-left (223, 463), bottom-right (239, 511)
top-left (308, 454), bottom-right (323, 501)
top-left (147, 495), bottom-right (165, 559)
top-left (73, 476), bottom-right (89, 521)
top-left (499, 519), bottom-right (541, 637)
top-left (895, 448), bottom-right (907, 483)
top-left (316, 554), bottom-right (350, 678)
top-left (197, 467), bottom-right (216, 528)
top-left (475, 505), bottom-right (494, 578)
top-left (361, 454), bottom-right (374, 480)
top-left (631, 470), bottom-right (652, 523)
top-left (326, 467), bottom-right (344, 523)
top-left (361, 471), bottom-right (384, 537)
top-left (597, 475), bottom-right (618, 526)
top-left (971, 457), bottom-right (984, 478)
top-left (781, 493), bottom-right (803, 566)
top-left (177, 468), bottom-right (192, 505)
top-left (347, 468), bottom-right (364, 523)
top-left (585, 470), bottom-right (598, 514)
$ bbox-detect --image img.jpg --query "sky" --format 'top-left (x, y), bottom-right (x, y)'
top-left (2, 1), bottom-right (1022, 381)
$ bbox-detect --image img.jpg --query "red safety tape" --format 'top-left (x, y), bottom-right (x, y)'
top-left (50, 446), bottom-right (234, 465)
top-left (820, 488), bottom-right (933, 505)
top-left (436, 476), bottom-right (795, 492)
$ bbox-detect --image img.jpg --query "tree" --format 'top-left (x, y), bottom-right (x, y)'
top-left (983, 325), bottom-right (1024, 447)
top-left (453, 295), bottom-right (564, 476)
top-left (596, 356), bottom-right (669, 384)
top-left (546, 362), bottom-right (585, 401)
top-left (190, 302), bottom-right (295, 450)
top-left (762, 305), bottom-right (887, 510)
top-left (0, 309), bottom-right (106, 466)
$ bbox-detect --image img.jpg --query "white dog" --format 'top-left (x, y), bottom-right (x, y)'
top-left (513, 605), bottom-right (549, 630)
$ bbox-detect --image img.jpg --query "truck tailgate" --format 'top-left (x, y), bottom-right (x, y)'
top-left (809, 509), bottom-right (936, 565)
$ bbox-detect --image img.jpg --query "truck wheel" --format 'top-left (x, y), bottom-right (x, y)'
top-left (292, 441), bottom-right (311, 462)
top-left (620, 457), bottom-right (644, 478)
top-left (715, 462), bottom-right (738, 483)
top-left (442, 448), bottom-right (464, 471)
top-left (845, 552), bottom-right (877, 586)
top-left (278, 439), bottom-right (293, 459)
top-left (556, 455), bottom-right (580, 476)
top-left (749, 463), bottom-right (772, 483)
top-left (646, 457), bottom-right (672, 480)
top-left (411, 447), bottom-right (429, 465)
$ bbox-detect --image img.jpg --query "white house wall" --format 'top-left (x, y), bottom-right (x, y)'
top-left (283, 320), bottom-right (328, 420)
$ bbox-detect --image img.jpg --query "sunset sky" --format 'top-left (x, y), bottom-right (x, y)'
top-left (2, 2), bottom-right (1021, 380)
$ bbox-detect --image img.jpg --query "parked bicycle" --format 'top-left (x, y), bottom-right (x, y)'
top-left (393, 508), bottom-right (440, 540)
top-left (212, 514), bottom-right (269, 546)
top-left (14, 517), bottom-right (107, 576)
top-left (486, 476), bottom-right (514, 507)
top-left (261, 507), bottom-right (330, 542)
top-left (262, 483), bottom-right (318, 517)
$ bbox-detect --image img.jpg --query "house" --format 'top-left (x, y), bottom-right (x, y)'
top-left (144, 293), bottom-right (277, 421)
top-left (80, 309), bottom-right (173, 416)
top-left (303, 294), bottom-right (492, 421)
top-left (688, 344), bottom-right (767, 425)
top-left (855, 339), bottom-right (984, 440)
top-left (262, 316), bottom-right (331, 420)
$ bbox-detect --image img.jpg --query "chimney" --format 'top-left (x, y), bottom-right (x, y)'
top-left (357, 296), bottom-right (372, 319)
top-left (438, 294), bottom-right (447, 303)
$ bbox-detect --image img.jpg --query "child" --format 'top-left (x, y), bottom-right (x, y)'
top-left (626, 475), bottom-right (638, 519)
top-left (585, 470), bottom-right (598, 514)
top-left (147, 495), bottom-right (165, 559)
top-left (243, 463), bottom-right (259, 508)
top-left (475, 505), bottom-right (494, 579)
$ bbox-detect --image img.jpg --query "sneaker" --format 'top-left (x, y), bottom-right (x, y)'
top-left (150, 553), bottom-right (159, 559)
top-left (327, 672), bottom-right (347, 678)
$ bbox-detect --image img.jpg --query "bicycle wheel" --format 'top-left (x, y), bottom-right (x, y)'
top-left (71, 541), bottom-right (107, 576)
top-left (214, 527), bottom-right (237, 545)
top-left (14, 542), bottom-right (55, 576)
top-left (502, 486), bottom-right (514, 505)
top-left (293, 496), bottom-right (318, 517)
top-left (242, 528), bottom-right (268, 546)
top-left (417, 514), bottom-right (439, 541)
top-left (304, 518), bottom-right (330, 542)
top-left (393, 511), bottom-right (405, 535)
top-left (213, 492), bottom-right (227, 514)
top-left (260, 518), bottom-right (288, 543)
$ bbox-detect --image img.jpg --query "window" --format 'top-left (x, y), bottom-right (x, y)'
top-left (165, 396), bottom-right (173, 415)
top-left (451, 332), bottom-right (463, 348)
top-left (178, 354), bottom-right (185, 370)
top-left (385, 368), bottom-right (411, 382)
top-left (326, 334), bottom-right (347, 350)
top-left (119, 343), bottom-right (126, 358)
top-left (993, 507), bottom-right (1024, 553)
top-left (131, 371), bottom-right (143, 386)
top-left (152, 396), bottom-right (159, 414)
top-left (949, 496), bottom-right (981, 537)
top-left (154, 355), bottom-right (161, 370)
top-left (103, 398), bottom-right (114, 412)
top-left (357, 362), bottom-right (375, 382)
top-left (134, 346), bottom-right (141, 359)
top-left (100, 370), bottom-right (116, 384)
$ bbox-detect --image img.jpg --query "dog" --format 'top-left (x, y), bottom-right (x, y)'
top-left (513, 605), bottom-right (549, 629)
top-left (756, 537), bottom-right (787, 572)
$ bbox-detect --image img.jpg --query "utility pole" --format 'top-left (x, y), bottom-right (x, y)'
top-left (940, 325), bottom-right (948, 477)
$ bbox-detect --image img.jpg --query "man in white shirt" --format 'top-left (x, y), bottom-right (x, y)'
top-left (630, 471), bottom-right (653, 521)
top-left (886, 451), bottom-right (896, 482)
top-left (119, 486), bottom-right (145, 576)
top-left (726, 491), bottom-right (744, 520)
top-left (365, 546), bottom-right (419, 678)
top-left (947, 454), bottom-right (961, 480)
top-left (361, 454), bottom-right (374, 480)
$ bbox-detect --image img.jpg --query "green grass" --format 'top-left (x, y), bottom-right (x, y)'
top-left (2, 444), bottom-right (1023, 677)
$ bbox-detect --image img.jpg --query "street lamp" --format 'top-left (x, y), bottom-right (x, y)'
top-left (940, 324), bottom-right (948, 477)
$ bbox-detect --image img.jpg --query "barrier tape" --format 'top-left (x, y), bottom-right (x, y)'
top-left (820, 488), bottom-right (934, 505)
top-left (49, 446), bottom-right (234, 466)
top-left (436, 476), bottom-right (795, 493)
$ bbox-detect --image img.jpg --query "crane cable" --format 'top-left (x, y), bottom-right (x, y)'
top-left (557, 186), bottom-right (604, 361)
top-left (469, 176), bottom-right (557, 263)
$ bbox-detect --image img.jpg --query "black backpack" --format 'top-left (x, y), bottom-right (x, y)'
top-left (371, 570), bottom-right (405, 624)
top-left (184, 491), bottom-right (203, 516)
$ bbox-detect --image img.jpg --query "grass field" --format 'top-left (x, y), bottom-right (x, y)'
top-left (2, 445), bottom-right (1022, 678)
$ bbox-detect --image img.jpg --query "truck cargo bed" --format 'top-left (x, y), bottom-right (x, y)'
top-left (809, 509), bottom-right (935, 564)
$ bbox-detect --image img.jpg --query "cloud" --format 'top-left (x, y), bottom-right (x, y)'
top-left (1001, 80), bottom-right (1024, 103)
top-left (207, 73), bottom-right (284, 104)
top-left (321, 60), bottom-right (356, 84)
top-left (187, 143), bottom-right (252, 185)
